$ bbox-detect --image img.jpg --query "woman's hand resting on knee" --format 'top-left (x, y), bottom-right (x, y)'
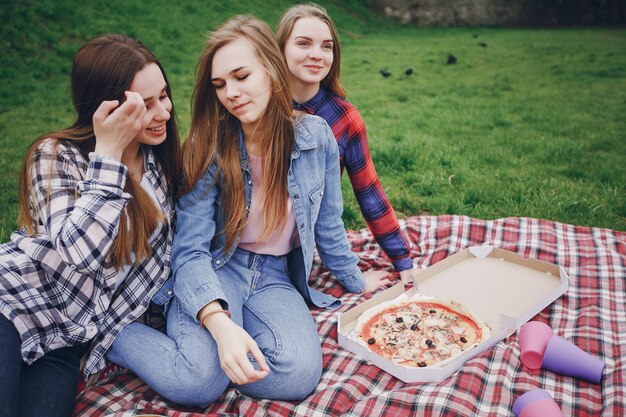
top-left (202, 310), bottom-right (270, 385)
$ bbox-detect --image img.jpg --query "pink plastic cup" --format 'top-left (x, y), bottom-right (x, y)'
top-left (513, 389), bottom-right (564, 417)
top-left (518, 321), bottom-right (554, 369)
top-left (542, 335), bottom-right (605, 384)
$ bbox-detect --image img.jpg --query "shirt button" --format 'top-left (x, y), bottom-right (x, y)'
top-left (248, 180), bottom-right (252, 185)
top-left (215, 259), bottom-right (221, 265)
top-left (167, 290), bottom-right (172, 295)
top-left (294, 194), bottom-right (299, 199)
top-left (299, 224), bottom-right (304, 229)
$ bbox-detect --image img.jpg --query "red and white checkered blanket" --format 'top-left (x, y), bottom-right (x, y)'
top-left (73, 215), bottom-right (626, 416)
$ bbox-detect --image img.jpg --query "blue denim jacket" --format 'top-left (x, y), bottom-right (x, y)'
top-left (160, 115), bottom-right (365, 320)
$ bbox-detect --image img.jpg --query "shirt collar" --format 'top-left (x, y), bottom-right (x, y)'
top-left (292, 86), bottom-right (327, 114)
top-left (144, 145), bottom-right (157, 171)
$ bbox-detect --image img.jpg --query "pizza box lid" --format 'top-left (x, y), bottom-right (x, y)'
top-left (337, 246), bottom-right (569, 383)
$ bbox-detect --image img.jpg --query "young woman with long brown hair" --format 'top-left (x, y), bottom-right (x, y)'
top-left (0, 34), bottom-right (181, 417)
top-left (276, 3), bottom-right (418, 285)
top-left (105, 15), bottom-right (387, 407)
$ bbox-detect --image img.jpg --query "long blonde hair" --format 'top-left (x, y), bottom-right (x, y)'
top-left (17, 34), bottom-right (182, 268)
top-left (183, 15), bottom-right (295, 250)
top-left (275, 2), bottom-right (345, 99)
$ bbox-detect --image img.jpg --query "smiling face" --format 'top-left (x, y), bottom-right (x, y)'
top-left (283, 17), bottom-right (334, 94)
top-left (129, 62), bottom-right (172, 146)
top-left (211, 36), bottom-right (272, 135)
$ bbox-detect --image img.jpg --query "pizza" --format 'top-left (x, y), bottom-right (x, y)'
top-left (355, 298), bottom-right (490, 367)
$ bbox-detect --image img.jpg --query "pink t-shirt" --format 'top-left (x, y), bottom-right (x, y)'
top-left (238, 154), bottom-right (299, 255)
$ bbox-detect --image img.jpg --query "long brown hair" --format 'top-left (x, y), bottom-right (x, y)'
top-left (183, 15), bottom-right (294, 250)
top-left (275, 2), bottom-right (345, 99)
top-left (17, 34), bottom-right (182, 268)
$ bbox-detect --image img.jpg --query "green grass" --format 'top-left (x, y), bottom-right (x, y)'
top-left (341, 27), bottom-right (626, 230)
top-left (1, 1), bottom-right (625, 241)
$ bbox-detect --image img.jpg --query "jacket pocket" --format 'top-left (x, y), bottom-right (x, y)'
top-left (308, 179), bottom-right (325, 221)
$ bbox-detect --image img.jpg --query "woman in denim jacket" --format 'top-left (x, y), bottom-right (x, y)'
top-left (106, 16), bottom-right (387, 407)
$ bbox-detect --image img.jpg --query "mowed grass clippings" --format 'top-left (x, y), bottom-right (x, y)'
top-left (1, 1), bottom-right (624, 241)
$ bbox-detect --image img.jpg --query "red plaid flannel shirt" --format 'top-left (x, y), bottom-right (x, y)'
top-left (294, 87), bottom-right (413, 271)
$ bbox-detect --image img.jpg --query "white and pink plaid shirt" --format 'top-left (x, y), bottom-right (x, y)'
top-left (0, 139), bottom-right (174, 379)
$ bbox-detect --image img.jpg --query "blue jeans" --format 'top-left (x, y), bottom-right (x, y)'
top-left (0, 314), bottom-right (86, 417)
top-left (107, 247), bottom-right (323, 407)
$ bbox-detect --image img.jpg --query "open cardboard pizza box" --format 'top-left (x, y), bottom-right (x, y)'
top-left (337, 246), bottom-right (569, 383)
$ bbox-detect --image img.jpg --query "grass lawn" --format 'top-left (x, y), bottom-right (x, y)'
top-left (1, 1), bottom-right (624, 242)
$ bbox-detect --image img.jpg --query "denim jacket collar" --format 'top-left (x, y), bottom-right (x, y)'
top-left (237, 120), bottom-right (319, 164)
top-left (294, 117), bottom-right (319, 152)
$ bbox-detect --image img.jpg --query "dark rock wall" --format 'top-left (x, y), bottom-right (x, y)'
top-left (366, 0), bottom-right (625, 26)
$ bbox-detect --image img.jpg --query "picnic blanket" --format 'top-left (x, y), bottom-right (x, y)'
top-left (73, 215), bottom-right (626, 416)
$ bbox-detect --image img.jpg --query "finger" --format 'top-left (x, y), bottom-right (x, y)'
top-left (125, 90), bottom-right (143, 106)
top-left (119, 91), bottom-right (143, 117)
top-left (121, 92), bottom-right (146, 135)
top-left (365, 269), bottom-right (390, 279)
top-left (235, 349), bottom-right (268, 383)
top-left (128, 91), bottom-right (147, 120)
top-left (374, 270), bottom-right (391, 279)
top-left (140, 108), bottom-right (153, 130)
top-left (238, 355), bottom-right (259, 380)
top-left (92, 100), bottom-right (120, 124)
top-left (245, 369), bottom-right (269, 384)
top-left (131, 105), bottom-right (147, 133)
top-left (222, 360), bottom-right (246, 385)
top-left (399, 269), bottom-right (418, 285)
top-left (233, 359), bottom-right (267, 385)
top-left (239, 365), bottom-right (268, 384)
top-left (249, 343), bottom-right (270, 372)
top-left (226, 369), bottom-right (243, 385)
top-left (369, 277), bottom-right (391, 291)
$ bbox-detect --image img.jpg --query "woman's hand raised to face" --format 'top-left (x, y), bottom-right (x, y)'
top-left (93, 91), bottom-right (147, 160)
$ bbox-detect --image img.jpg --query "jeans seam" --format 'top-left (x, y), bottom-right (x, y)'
top-left (176, 299), bottom-right (193, 339)
top-left (244, 303), bottom-right (282, 363)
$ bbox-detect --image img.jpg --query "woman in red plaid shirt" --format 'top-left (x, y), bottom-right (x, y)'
top-left (0, 34), bottom-right (181, 417)
top-left (276, 3), bottom-right (418, 287)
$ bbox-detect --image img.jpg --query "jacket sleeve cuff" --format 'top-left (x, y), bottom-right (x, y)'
top-left (174, 262), bottom-right (229, 322)
top-left (335, 268), bottom-right (366, 293)
top-left (392, 256), bottom-right (414, 272)
top-left (83, 153), bottom-right (129, 190)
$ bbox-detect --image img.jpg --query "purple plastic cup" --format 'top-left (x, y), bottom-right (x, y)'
top-left (513, 389), bottom-right (564, 417)
top-left (542, 335), bottom-right (605, 383)
top-left (518, 321), bottom-right (554, 369)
